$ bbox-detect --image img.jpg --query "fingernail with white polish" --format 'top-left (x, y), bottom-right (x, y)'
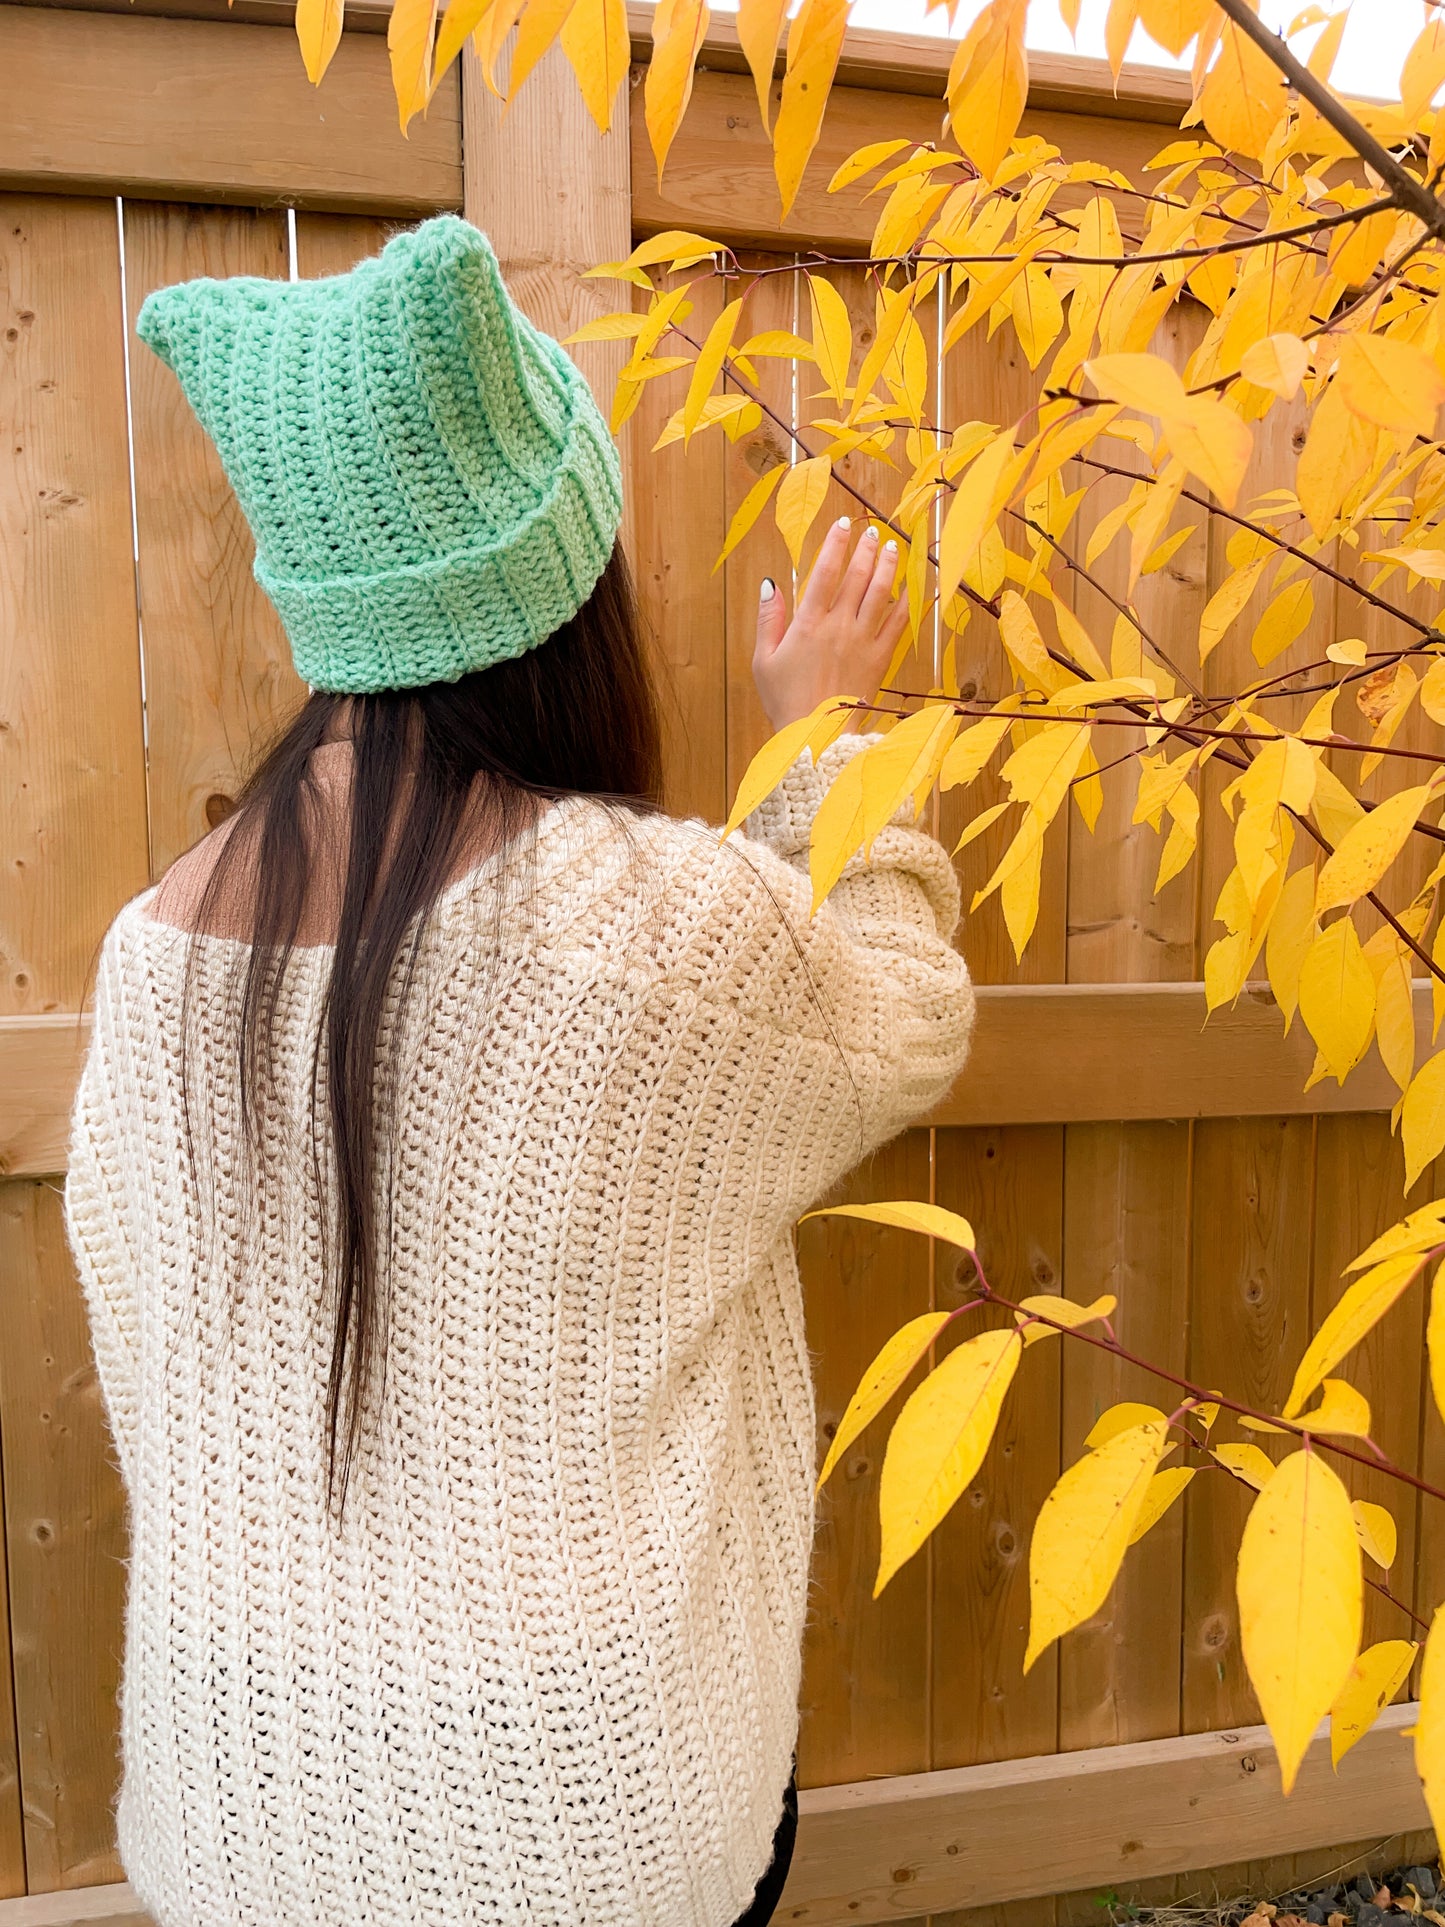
top-left (864, 524), bottom-right (880, 543)
top-left (760, 577), bottom-right (776, 601)
top-left (884, 539), bottom-right (899, 555)
top-left (837, 516), bottom-right (851, 530)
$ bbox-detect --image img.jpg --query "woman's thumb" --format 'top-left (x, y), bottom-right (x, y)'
top-left (755, 576), bottom-right (787, 654)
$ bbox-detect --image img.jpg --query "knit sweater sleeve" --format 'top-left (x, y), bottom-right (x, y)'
top-left (63, 943), bottom-right (142, 1490)
top-left (682, 730), bottom-right (975, 1246)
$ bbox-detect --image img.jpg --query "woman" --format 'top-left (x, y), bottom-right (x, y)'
top-left (65, 216), bottom-right (974, 1927)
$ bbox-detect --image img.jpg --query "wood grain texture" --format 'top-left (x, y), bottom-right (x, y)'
top-left (1058, 1121), bottom-right (1191, 1752)
top-left (0, 7), bottom-right (460, 214)
top-left (461, 40), bottom-right (629, 409)
top-left (0, 194), bottom-right (149, 1018)
top-left (123, 202), bottom-right (302, 878)
top-left (0, 1183), bottom-right (127, 1892)
top-left (722, 253), bottom-right (794, 804)
top-left (9, 986), bottom-right (1439, 1179)
top-left (777, 1703), bottom-right (1427, 1926)
top-left (797, 1133), bottom-right (933, 1790)
top-left (0, 1882), bottom-right (144, 1924)
top-left (293, 211), bottom-right (393, 280)
top-left (627, 273), bottom-right (729, 823)
top-left (929, 1127), bottom-right (1064, 1792)
top-left (1182, 1117), bottom-right (1316, 1735)
top-left (630, 69), bottom-right (1182, 254)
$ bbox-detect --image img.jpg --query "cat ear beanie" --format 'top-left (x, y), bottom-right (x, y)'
top-left (136, 215), bottom-right (623, 693)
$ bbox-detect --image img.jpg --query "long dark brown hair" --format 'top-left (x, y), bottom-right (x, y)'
top-left (178, 545), bottom-right (662, 1515)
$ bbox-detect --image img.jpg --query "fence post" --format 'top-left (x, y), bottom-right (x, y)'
top-left (459, 42), bottom-right (632, 409)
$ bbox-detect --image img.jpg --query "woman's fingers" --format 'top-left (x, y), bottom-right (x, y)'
top-left (797, 515), bottom-right (854, 617)
top-left (754, 574), bottom-right (789, 661)
top-left (857, 535), bottom-right (901, 632)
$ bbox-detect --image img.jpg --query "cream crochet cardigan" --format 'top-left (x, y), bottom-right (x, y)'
top-left (65, 737), bottom-right (975, 1927)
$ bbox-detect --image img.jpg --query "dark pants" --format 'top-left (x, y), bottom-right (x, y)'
top-left (729, 1774), bottom-right (798, 1927)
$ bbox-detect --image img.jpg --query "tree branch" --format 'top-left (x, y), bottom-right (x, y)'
top-left (1208, 0), bottom-right (1445, 242)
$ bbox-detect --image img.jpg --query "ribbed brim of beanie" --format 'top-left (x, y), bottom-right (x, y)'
top-left (136, 216), bottom-right (623, 694)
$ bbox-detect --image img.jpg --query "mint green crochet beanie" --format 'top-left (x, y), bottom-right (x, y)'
top-left (136, 215), bottom-right (623, 693)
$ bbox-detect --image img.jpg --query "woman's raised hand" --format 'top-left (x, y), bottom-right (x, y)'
top-left (752, 517), bottom-right (912, 733)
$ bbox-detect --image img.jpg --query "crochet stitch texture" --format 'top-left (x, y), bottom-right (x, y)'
top-left (65, 739), bottom-right (975, 1927)
top-left (135, 216), bottom-right (622, 692)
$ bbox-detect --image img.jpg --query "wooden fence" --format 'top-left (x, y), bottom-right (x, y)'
top-left (0, 5), bottom-right (1438, 1923)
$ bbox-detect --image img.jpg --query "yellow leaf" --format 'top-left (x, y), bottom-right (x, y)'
top-left (1405, 1050), bottom-right (1445, 1193)
top-left (387, 0), bottom-right (440, 133)
top-left (1328, 637), bottom-right (1367, 666)
top-left (508, 0), bottom-right (578, 101)
top-left (295, 0), bottom-right (346, 83)
top-left (804, 1199), bottom-right (978, 1249)
top-left (1312, 760), bottom-right (1366, 850)
top-left (1214, 1441), bottom-right (1277, 1491)
top-left (1418, 1607), bottom-right (1445, 1844)
top-left (714, 464), bottom-right (785, 570)
top-left (1266, 863), bottom-right (1319, 1036)
top-left (1136, 0), bottom-right (1210, 57)
top-left (682, 296), bottom-right (744, 439)
top-left (937, 429), bottom-right (1021, 614)
top-left (559, 0), bottom-right (630, 132)
top-left (1402, 14), bottom-right (1445, 123)
top-left (1338, 333), bottom-right (1445, 438)
top-left (1200, 22), bottom-right (1288, 158)
top-left (1085, 351), bottom-right (1189, 418)
top-left (876, 1328), bottom-right (1023, 1593)
top-left (953, 800), bottom-right (1011, 853)
top-left (645, 0), bottom-right (711, 181)
top-left (722, 695), bottom-right (855, 839)
top-left (737, 0), bottom-right (789, 129)
top-left (1430, 1262), bottom-right (1445, 1437)
top-left (1011, 265), bottom-right (1065, 370)
top-left (1297, 379), bottom-right (1379, 538)
top-left (1423, 656), bottom-right (1445, 725)
top-left (1239, 332), bottom-right (1308, 401)
top-left (999, 590), bottom-right (1070, 696)
top-left (946, 0), bottom-right (1028, 184)
top-left (1250, 580), bottom-right (1314, 667)
top-left (464, 0), bottom-right (523, 93)
top-left (827, 137), bottom-right (912, 194)
top-left (1129, 1466), bottom-right (1196, 1546)
top-left (808, 274), bottom-right (854, 403)
top-left (1198, 558), bottom-right (1266, 664)
top-left (1289, 1377), bottom-right (1372, 1439)
top-left (1352, 1500), bottom-right (1398, 1572)
top-left (1167, 395), bottom-right (1253, 511)
top-left (940, 714), bottom-right (1014, 791)
top-left (1348, 1203), bottom-right (1445, 1275)
top-left (1316, 783), bottom-right (1436, 916)
top-left (1084, 1401), bottom-right (1165, 1449)
top-left (774, 455), bottom-right (833, 568)
top-left (774, 0), bottom-right (849, 220)
top-left (810, 705), bottom-right (961, 907)
top-left (849, 285), bottom-right (918, 426)
top-left (595, 230), bottom-right (722, 278)
top-left (432, 0), bottom-right (499, 83)
top-left (1374, 545), bottom-right (1445, 583)
top-left (1298, 917), bottom-right (1376, 1086)
top-left (1048, 595), bottom-right (1112, 683)
top-left (1331, 1640), bottom-right (1418, 1769)
top-left (817, 1310), bottom-right (953, 1493)
top-left (1024, 1420), bottom-right (1168, 1671)
top-left (1283, 1248), bottom-right (1430, 1418)
top-left (1000, 830), bottom-right (1044, 960)
top-left (1237, 1450), bottom-right (1361, 1795)
top-left (1015, 1293), bottom-right (1117, 1347)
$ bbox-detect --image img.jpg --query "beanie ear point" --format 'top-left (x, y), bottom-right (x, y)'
top-left (135, 286), bottom-right (177, 369)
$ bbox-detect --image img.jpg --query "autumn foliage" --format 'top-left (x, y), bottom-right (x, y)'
top-left (293, 0), bottom-right (1445, 1841)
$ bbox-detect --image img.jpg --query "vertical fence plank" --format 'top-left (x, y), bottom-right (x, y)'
top-left (628, 272), bottom-right (729, 823)
top-left (122, 202), bottom-right (299, 877)
top-left (1182, 1116), bottom-right (1315, 1734)
top-left (1058, 1121), bottom-right (1191, 1751)
top-left (797, 1132), bottom-right (934, 1790)
top-left (0, 194), bottom-right (148, 1013)
top-left (294, 213), bottom-right (395, 279)
top-left (723, 252), bottom-right (794, 801)
top-left (1312, 1116), bottom-right (1424, 1651)
top-left (0, 1181), bottom-right (128, 1892)
top-left (928, 1124), bottom-right (1064, 1927)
